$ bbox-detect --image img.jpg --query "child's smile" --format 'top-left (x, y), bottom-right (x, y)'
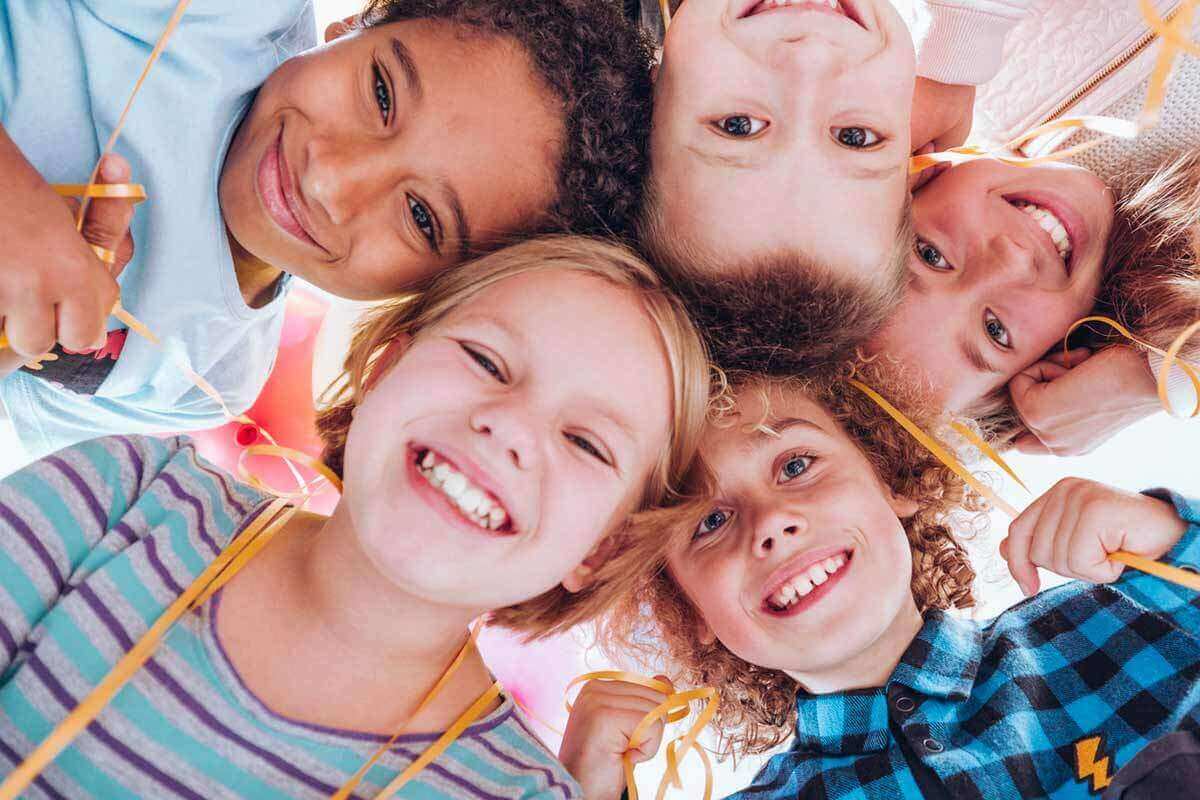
top-left (738, 0), bottom-right (863, 30)
top-left (762, 547), bottom-right (852, 615)
top-left (255, 125), bottom-right (326, 253)
top-left (409, 444), bottom-right (516, 535)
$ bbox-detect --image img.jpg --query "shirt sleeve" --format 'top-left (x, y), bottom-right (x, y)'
top-left (905, 0), bottom-right (1035, 85)
top-left (1111, 489), bottom-right (1200, 633)
top-left (0, 434), bottom-right (178, 675)
top-left (1147, 350), bottom-right (1199, 417)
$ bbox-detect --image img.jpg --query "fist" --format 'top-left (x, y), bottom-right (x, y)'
top-left (1001, 478), bottom-right (1186, 596)
top-left (559, 677), bottom-right (671, 800)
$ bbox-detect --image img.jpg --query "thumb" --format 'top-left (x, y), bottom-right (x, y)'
top-left (1012, 434), bottom-right (1052, 455)
top-left (79, 154), bottom-right (137, 279)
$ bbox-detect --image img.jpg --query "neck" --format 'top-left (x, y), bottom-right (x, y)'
top-left (218, 503), bottom-right (494, 733)
top-left (227, 228), bottom-right (284, 309)
top-left (785, 595), bottom-right (924, 695)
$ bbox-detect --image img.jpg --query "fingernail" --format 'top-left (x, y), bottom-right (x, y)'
top-left (100, 157), bottom-right (124, 182)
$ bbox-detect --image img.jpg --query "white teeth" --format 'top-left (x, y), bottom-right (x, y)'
top-left (766, 553), bottom-right (851, 610)
top-left (442, 473), bottom-right (467, 499)
top-left (808, 565), bottom-right (829, 585)
top-left (416, 450), bottom-right (511, 532)
top-left (1016, 202), bottom-right (1072, 262)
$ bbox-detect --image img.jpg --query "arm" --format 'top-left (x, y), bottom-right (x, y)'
top-left (906, 0), bottom-right (1035, 85)
top-left (0, 435), bottom-right (174, 675)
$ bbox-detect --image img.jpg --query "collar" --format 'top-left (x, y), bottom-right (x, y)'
top-left (792, 611), bottom-right (982, 755)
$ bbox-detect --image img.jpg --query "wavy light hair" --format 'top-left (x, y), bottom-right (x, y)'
top-left (599, 362), bottom-right (980, 757)
top-left (970, 149), bottom-right (1200, 445)
top-left (316, 235), bottom-right (712, 637)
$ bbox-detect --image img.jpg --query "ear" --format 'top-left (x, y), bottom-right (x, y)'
top-left (888, 491), bottom-right (920, 520)
top-left (362, 334), bottom-right (411, 395)
top-left (324, 15), bottom-right (357, 44)
top-left (560, 534), bottom-right (624, 593)
top-left (696, 614), bottom-right (716, 646)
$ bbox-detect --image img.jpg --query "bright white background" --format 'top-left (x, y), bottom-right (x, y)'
top-left (0, 1), bottom-right (1193, 796)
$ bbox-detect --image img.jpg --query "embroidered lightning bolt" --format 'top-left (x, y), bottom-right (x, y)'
top-left (1075, 736), bottom-right (1113, 792)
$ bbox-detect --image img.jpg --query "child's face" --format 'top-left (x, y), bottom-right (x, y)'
top-left (220, 20), bottom-right (563, 300)
top-left (341, 270), bottom-right (675, 612)
top-left (667, 386), bottom-right (919, 679)
top-left (650, 0), bottom-right (914, 281)
top-left (873, 159), bottom-right (1114, 410)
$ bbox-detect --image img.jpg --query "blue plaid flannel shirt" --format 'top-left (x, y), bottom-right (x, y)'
top-left (727, 490), bottom-right (1200, 800)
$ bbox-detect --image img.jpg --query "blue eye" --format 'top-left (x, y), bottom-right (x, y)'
top-left (984, 310), bottom-right (1011, 348)
top-left (407, 195), bottom-right (437, 247)
top-left (694, 509), bottom-right (730, 540)
top-left (461, 344), bottom-right (505, 382)
top-left (778, 454), bottom-right (812, 482)
top-left (372, 63), bottom-right (391, 124)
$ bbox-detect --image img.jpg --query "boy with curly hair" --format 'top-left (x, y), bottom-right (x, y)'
top-left (0, 0), bottom-right (654, 466)
top-left (562, 362), bottom-right (1200, 799)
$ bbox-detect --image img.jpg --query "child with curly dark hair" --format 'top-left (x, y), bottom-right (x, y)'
top-left (562, 363), bottom-right (1200, 800)
top-left (0, 0), bottom-right (655, 467)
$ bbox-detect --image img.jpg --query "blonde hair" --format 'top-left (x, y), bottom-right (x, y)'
top-left (316, 235), bottom-right (712, 637)
top-left (600, 362), bottom-right (980, 757)
top-left (971, 150), bottom-right (1200, 445)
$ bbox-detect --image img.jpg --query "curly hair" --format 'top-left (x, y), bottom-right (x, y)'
top-left (968, 150), bottom-right (1200, 445)
top-left (599, 361), bottom-right (980, 757)
top-left (359, 0), bottom-right (655, 239)
top-left (636, 181), bottom-right (912, 374)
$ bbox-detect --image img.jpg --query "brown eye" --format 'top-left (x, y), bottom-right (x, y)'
top-left (833, 127), bottom-right (882, 148)
top-left (714, 115), bottom-right (768, 137)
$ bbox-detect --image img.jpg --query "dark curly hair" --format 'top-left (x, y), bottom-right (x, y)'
top-left (599, 361), bottom-right (981, 758)
top-left (359, 0), bottom-right (656, 239)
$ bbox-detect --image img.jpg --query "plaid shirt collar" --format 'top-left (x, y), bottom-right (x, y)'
top-left (792, 610), bottom-right (982, 755)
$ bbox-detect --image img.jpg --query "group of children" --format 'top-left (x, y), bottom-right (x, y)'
top-left (0, 0), bottom-right (1198, 797)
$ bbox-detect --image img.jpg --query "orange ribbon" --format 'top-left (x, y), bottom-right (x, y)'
top-left (565, 671), bottom-right (719, 800)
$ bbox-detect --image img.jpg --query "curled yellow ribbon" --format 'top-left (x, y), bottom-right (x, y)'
top-left (564, 671), bottom-right (719, 800)
top-left (847, 380), bottom-right (1200, 592)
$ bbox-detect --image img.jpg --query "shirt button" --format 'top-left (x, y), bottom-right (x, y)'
top-left (894, 696), bottom-right (916, 713)
top-left (923, 738), bottom-right (944, 754)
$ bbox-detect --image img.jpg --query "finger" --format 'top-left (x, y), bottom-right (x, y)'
top-left (1013, 434), bottom-right (1053, 455)
top-left (80, 155), bottom-right (136, 278)
top-left (1006, 493), bottom-right (1053, 595)
top-left (1045, 347), bottom-right (1092, 368)
top-left (56, 296), bottom-right (109, 352)
top-left (3, 303), bottom-right (57, 359)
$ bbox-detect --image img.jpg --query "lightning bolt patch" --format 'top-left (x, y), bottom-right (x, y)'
top-left (1075, 736), bottom-right (1113, 792)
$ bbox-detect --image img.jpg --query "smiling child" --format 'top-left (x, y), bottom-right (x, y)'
top-left (0, 0), bottom-right (655, 466)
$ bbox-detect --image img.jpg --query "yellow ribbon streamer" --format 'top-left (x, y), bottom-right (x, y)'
top-left (564, 671), bottom-right (719, 800)
top-left (949, 421), bottom-right (1031, 493)
top-left (847, 380), bottom-right (1200, 592)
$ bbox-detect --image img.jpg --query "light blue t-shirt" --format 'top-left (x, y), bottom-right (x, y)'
top-left (0, 0), bottom-right (316, 466)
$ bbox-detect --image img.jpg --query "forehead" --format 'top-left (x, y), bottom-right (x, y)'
top-left (702, 386), bottom-right (842, 460)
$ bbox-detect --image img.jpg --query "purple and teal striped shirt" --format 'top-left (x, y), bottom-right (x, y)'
top-left (0, 435), bottom-right (580, 799)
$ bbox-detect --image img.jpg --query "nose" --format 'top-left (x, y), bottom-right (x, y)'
top-left (469, 399), bottom-right (541, 472)
top-left (302, 134), bottom-right (391, 226)
top-left (752, 510), bottom-right (807, 559)
top-left (979, 233), bottom-right (1040, 289)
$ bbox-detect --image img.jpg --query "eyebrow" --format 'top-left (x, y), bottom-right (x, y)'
top-left (436, 177), bottom-right (472, 262)
top-left (391, 38), bottom-right (423, 102)
top-left (746, 416), bottom-right (824, 445)
top-left (846, 162), bottom-right (904, 181)
top-left (959, 337), bottom-right (1005, 376)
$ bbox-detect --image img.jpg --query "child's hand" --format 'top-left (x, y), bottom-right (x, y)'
top-left (910, 77), bottom-right (976, 153)
top-left (0, 133), bottom-right (134, 359)
top-left (1008, 346), bottom-right (1161, 456)
top-left (1001, 478), bottom-right (1188, 596)
top-left (558, 677), bottom-right (671, 800)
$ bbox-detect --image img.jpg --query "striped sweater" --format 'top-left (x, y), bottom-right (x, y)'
top-left (0, 435), bottom-right (580, 799)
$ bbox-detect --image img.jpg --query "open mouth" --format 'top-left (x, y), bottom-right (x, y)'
top-left (411, 447), bottom-right (515, 534)
top-left (1004, 195), bottom-right (1076, 274)
top-left (762, 549), bottom-right (852, 616)
top-left (741, 0), bottom-right (865, 30)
